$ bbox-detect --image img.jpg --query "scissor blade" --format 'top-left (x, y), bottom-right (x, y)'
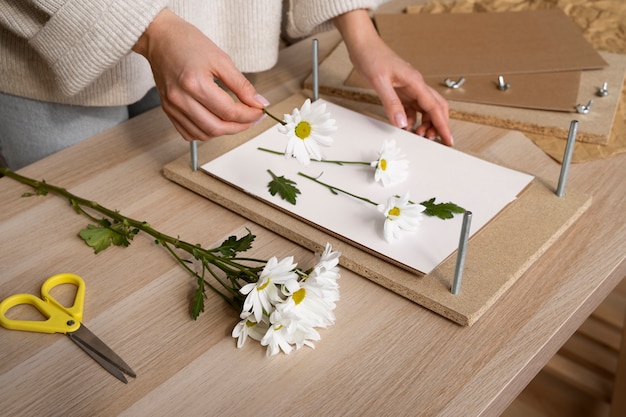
top-left (68, 324), bottom-right (136, 380)
top-left (67, 332), bottom-right (128, 383)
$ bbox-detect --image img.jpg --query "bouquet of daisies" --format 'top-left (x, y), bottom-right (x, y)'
top-left (233, 243), bottom-right (341, 356)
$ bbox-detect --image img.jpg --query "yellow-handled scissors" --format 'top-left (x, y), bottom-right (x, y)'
top-left (0, 273), bottom-right (136, 383)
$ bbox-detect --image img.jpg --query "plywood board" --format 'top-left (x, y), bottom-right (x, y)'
top-left (308, 43), bottom-right (626, 145)
top-left (374, 9), bottom-right (607, 77)
top-left (163, 94), bottom-right (591, 326)
top-left (201, 99), bottom-right (533, 275)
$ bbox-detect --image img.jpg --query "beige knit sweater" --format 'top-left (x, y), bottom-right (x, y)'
top-left (0, 0), bottom-right (387, 106)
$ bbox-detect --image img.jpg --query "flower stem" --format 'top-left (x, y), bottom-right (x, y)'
top-left (0, 167), bottom-right (262, 314)
top-left (297, 172), bottom-right (378, 206)
top-left (258, 147), bottom-right (371, 166)
top-left (263, 109), bottom-right (286, 126)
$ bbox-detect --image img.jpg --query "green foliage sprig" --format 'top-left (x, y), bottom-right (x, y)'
top-left (0, 167), bottom-right (267, 319)
top-left (267, 171), bottom-right (465, 219)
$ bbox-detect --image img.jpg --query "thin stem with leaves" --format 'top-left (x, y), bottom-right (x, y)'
top-left (0, 167), bottom-right (268, 319)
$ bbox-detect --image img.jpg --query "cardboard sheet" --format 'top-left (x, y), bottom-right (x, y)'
top-left (349, 8), bottom-right (608, 111)
top-left (347, 70), bottom-right (582, 112)
top-left (395, 0), bottom-right (626, 155)
top-left (201, 99), bottom-right (534, 274)
top-left (374, 9), bottom-right (607, 77)
top-left (308, 42), bottom-right (626, 145)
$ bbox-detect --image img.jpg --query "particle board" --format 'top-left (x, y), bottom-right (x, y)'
top-left (163, 94), bottom-right (591, 326)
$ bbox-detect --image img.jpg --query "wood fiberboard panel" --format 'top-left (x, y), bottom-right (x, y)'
top-left (163, 94), bottom-right (591, 326)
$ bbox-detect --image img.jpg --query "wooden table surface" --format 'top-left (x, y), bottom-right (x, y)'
top-left (1, 28), bottom-right (625, 417)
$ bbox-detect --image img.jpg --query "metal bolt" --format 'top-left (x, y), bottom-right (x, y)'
top-left (576, 100), bottom-right (594, 114)
top-left (444, 77), bottom-right (466, 89)
top-left (496, 76), bottom-right (511, 91)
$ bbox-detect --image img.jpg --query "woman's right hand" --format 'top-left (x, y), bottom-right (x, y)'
top-left (133, 9), bottom-right (269, 142)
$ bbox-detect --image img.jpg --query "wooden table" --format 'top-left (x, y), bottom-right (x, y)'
top-left (1, 29), bottom-right (625, 417)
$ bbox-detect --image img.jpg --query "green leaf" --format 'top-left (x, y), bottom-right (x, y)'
top-left (267, 169), bottom-right (300, 205)
top-left (77, 223), bottom-right (132, 254)
top-left (191, 281), bottom-right (205, 320)
top-left (218, 229), bottom-right (256, 256)
top-left (420, 198), bottom-right (466, 220)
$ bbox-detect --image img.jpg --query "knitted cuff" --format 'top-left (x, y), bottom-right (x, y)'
top-left (30, 0), bottom-right (168, 96)
top-left (286, 0), bottom-right (388, 39)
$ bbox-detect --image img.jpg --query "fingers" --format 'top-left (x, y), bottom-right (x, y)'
top-left (420, 87), bottom-right (453, 145)
top-left (395, 72), bottom-right (453, 145)
top-left (159, 76), bottom-right (264, 141)
top-left (366, 70), bottom-right (410, 130)
top-left (408, 87), bottom-right (453, 145)
top-left (138, 11), bottom-right (268, 143)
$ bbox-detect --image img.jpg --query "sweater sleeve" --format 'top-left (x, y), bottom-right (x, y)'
top-left (285, 0), bottom-right (389, 39)
top-left (0, 0), bottom-right (167, 96)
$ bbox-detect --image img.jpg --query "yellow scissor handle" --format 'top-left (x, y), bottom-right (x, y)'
top-left (0, 273), bottom-right (85, 334)
top-left (41, 273), bottom-right (85, 322)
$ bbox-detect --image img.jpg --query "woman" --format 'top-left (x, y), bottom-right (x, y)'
top-left (0, 1), bottom-right (452, 170)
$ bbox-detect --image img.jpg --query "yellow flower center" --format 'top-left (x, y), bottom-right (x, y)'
top-left (389, 206), bottom-right (400, 217)
top-left (246, 320), bottom-right (256, 328)
top-left (257, 278), bottom-right (270, 291)
top-left (293, 288), bottom-right (306, 305)
top-left (295, 121), bottom-right (312, 139)
top-left (380, 159), bottom-right (387, 171)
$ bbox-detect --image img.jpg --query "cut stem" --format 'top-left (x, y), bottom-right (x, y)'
top-left (297, 171), bottom-right (378, 206)
top-left (258, 147), bottom-right (371, 166)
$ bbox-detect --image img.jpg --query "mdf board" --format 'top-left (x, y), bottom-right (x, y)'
top-left (163, 95), bottom-right (591, 326)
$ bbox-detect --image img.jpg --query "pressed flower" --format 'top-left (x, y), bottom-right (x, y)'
top-left (378, 193), bottom-right (425, 242)
top-left (371, 140), bottom-right (409, 187)
top-left (278, 99), bottom-right (337, 166)
top-left (240, 256), bottom-right (299, 322)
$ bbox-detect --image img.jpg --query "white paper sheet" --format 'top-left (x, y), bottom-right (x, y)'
top-left (202, 100), bottom-right (534, 274)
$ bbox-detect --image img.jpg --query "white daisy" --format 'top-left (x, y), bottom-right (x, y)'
top-left (307, 266), bottom-right (341, 304)
top-left (276, 281), bottom-right (336, 328)
top-left (370, 140), bottom-right (409, 187)
top-left (270, 307), bottom-right (321, 351)
top-left (239, 256), bottom-right (299, 322)
top-left (377, 193), bottom-right (425, 242)
top-left (231, 311), bottom-right (269, 348)
top-left (307, 243), bottom-right (341, 303)
top-left (278, 99), bottom-right (337, 166)
top-left (261, 322), bottom-right (293, 357)
top-left (312, 242), bottom-right (341, 274)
